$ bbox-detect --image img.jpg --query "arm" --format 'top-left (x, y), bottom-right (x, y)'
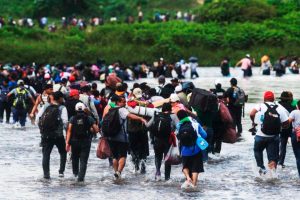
top-left (91, 123), bottom-right (99, 134)
top-left (30, 95), bottom-right (42, 117)
top-left (282, 120), bottom-right (289, 129)
top-left (145, 115), bottom-right (155, 128)
top-left (127, 113), bottom-right (147, 124)
top-left (235, 60), bottom-right (242, 67)
top-left (65, 123), bottom-right (72, 152)
top-left (61, 107), bottom-right (68, 129)
top-left (249, 108), bottom-right (258, 125)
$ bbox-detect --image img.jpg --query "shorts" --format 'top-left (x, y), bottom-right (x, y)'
top-left (182, 152), bottom-right (204, 173)
top-left (108, 140), bottom-right (128, 159)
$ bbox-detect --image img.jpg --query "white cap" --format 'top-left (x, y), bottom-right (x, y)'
top-left (75, 102), bottom-right (86, 111)
top-left (170, 93), bottom-right (180, 103)
top-left (246, 54), bottom-right (250, 58)
top-left (17, 79), bottom-right (24, 85)
top-left (175, 85), bottom-right (182, 93)
top-left (133, 88), bottom-right (143, 99)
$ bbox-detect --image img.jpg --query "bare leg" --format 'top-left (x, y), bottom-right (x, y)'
top-left (113, 159), bottom-right (118, 172)
top-left (118, 157), bottom-right (126, 173)
top-left (182, 168), bottom-right (192, 182)
top-left (191, 173), bottom-right (199, 186)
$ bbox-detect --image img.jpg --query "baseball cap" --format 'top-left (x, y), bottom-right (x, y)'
top-left (69, 75), bottom-right (76, 82)
top-left (264, 91), bottom-right (275, 102)
top-left (17, 79), bottom-right (24, 85)
top-left (75, 102), bottom-right (86, 111)
top-left (69, 89), bottom-right (79, 97)
top-left (175, 85), bottom-right (182, 93)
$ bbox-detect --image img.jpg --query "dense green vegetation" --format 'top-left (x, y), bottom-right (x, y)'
top-left (0, 0), bottom-right (299, 65)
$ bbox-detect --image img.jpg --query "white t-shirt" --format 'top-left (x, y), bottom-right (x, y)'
top-left (289, 110), bottom-right (300, 128)
top-left (254, 102), bottom-right (289, 137)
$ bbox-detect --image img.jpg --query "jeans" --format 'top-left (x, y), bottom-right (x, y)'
top-left (42, 136), bottom-right (67, 178)
top-left (254, 135), bottom-right (279, 169)
top-left (0, 101), bottom-right (11, 123)
top-left (228, 106), bottom-right (242, 135)
top-left (12, 108), bottom-right (27, 126)
top-left (191, 71), bottom-right (199, 79)
top-left (71, 139), bottom-right (92, 181)
top-left (278, 130), bottom-right (291, 165)
top-left (153, 138), bottom-right (171, 180)
top-left (291, 133), bottom-right (300, 178)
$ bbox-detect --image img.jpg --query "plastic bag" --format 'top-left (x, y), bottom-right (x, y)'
top-left (164, 145), bottom-right (181, 165)
top-left (96, 137), bottom-right (112, 159)
top-left (196, 136), bottom-right (208, 150)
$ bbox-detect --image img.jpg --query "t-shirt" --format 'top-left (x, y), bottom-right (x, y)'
top-left (254, 102), bottom-right (289, 137)
top-left (109, 107), bottom-right (129, 143)
top-left (69, 114), bottom-right (95, 140)
top-left (289, 110), bottom-right (300, 128)
top-left (240, 58), bottom-right (251, 70)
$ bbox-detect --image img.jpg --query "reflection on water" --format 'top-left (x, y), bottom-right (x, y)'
top-left (0, 67), bottom-right (299, 199)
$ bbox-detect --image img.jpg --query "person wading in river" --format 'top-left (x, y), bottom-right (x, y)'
top-left (250, 91), bottom-right (289, 178)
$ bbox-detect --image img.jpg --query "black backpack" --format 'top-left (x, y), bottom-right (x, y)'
top-left (38, 104), bottom-right (62, 137)
top-left (261, 103), bottom-right (281, 135)
top-left (189, 88), bottom-right (218, 112)
top-left (102, 107), bottom-right (122, 137)
top-left (177, 122), bottom-right (197, 146)
top-left (152, 112), bottom-right (172, 139)
top-left (232, 87), bottom-right (246, 107)
top-left (71, 114), bottom-right (91, 139)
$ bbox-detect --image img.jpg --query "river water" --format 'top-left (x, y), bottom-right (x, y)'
top-left (0, 67), bottom-right (299, 199)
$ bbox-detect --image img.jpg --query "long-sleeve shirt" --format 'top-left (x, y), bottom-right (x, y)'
top-left (79, 94), bottom-right (99, 122)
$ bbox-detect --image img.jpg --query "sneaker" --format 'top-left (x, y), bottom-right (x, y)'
top-left (114, 171), bottom-right (121, 180)
top-left (259, 168), bottom-right (267, 176)
top-left (268, 169), bottom-right (278, 179)
top-left (181, 180), bottom-right (194, 189)
top-left (44, 175), bottom-right (50, 179)
top-left (155, 171), bottom-right (161, 181)
top-left (277, 164), bottom-right (285, 170)
top-left (58, 173), bottom-right (64, 178)
top-left (140, 160), bottom-right (146, 174)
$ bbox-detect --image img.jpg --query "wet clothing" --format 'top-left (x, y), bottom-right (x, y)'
top-left (0, 85), bottom-right (12, 122)
top-left (65, 98), bottom-right (82, 120)
top-left (182, 151), bottom-right (204, 174)
top-left (225, 87), bottom-right (243, 134)
top-left (278, 101), bottom-right (296, 165)
top-left (41, 136), bottom-right (66, 178)
top-left (289, 110), bottom-right (300, 177)
top-left (254, 135), bottom-right (279, 169)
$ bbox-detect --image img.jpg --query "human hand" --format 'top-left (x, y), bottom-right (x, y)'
top-left (66, 144), bottom-right (71, 152)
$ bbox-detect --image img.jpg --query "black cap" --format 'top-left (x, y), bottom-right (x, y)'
top-left (44, 84), bottom-right (53, 90)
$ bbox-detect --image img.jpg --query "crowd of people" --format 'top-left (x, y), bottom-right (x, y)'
top-left (0, 10), bottom-right (196, 32)
top-left (0, 60), bottom-right (299, 189)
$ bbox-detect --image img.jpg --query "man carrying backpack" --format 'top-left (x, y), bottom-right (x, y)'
top-left (250, 91), bottom-right (289, 177)
top-left (0, 79), bottom-right (12, 123)
top-left (7, 79), bottom-right (35, 128)
top-left (102, 95), bottom-right (147, 180)
top-left (146, 103), bottom-right (177, 181)
top-left (66, 102), bottom-right (99, 182)
top-left (225, 78), bottom-right (246, 137)
top-left (36, 91), bottom-right (68, 179)
top-left (176, 110), bottom-right (207, 189)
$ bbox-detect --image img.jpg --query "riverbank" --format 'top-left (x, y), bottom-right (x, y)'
top-left (0, 19), bottom-right (299, 65)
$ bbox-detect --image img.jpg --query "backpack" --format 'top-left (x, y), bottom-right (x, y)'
top-left (232, 87), bottom-right (246, 107)
top-left (38, 104), bottom-right (62, 138)
top-left (177, 122), bottom-right (197, 146)
top-left (71, 114), bottom-right (91, 139)
top-left (102, 107), bottom-right (122, 137)
top-left (0, 86), bottom-right (9, 102)
top-left (14, 88), bottom-right (27, 110)
top-left (152, 112), bottom-right (172, 139)
top-left (273, 62), bottom-right (284, 71)
top-left (189, 88), bottom-right (218, 112)
top-left (261, 103), bottom-right (281, 135)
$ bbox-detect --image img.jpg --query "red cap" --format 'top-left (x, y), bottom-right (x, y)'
top-left (69, 89), bottom-right (79, 97)
top-left (264, 91), bottom-right (275, 102)
top-left (69, 75), bottom-right (76, 82)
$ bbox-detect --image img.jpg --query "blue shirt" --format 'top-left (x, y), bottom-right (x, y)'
top-left (176, 118), bottom-right (207, 156)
